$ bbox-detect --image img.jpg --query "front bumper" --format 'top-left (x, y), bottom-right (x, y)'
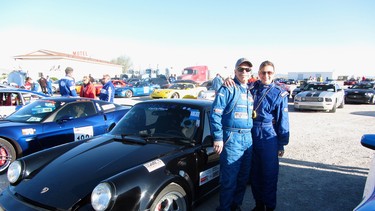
top-left (294, 101), bottom-right (334, 111)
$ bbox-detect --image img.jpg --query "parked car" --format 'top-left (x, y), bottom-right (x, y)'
top-left (0, 88), bottom-right (48, 119)
top-left (345, 83), bottom-right (375, 104)
top-left (51, 80), bottom-right (60, 93)
top-left (294, 83), bottom-right (345, 112)
top-left (115, 81), bottom-right (160, 98)
top-left (198, 89), bottom-right (216, 101)
top-left (144, 77), bottom-right (170, 89)
top-left (151, 83), bottom-right (207, 99)
top-left (0, 97), bottom-right (130, 173)
top-left (112, 79), bottom-right (127, 88)
top-left (354, 134), bottom-right (375, 210)
top-left (286, 79), bottom-right (298, 85)
top-left (344, 78), bottom-right (358, 86)
top-left (0, 99), bottom-right (220, 210)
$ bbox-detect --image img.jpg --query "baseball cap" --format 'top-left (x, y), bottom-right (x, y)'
top-left (235, 58), bottom-right (253, 69)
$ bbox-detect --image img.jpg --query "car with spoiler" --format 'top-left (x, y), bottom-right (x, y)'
top-left (0, 97), bottom-right (130, 173)
top-left (151, 82), bottom-right (207, 99)
top-left (0, 99), bottom-right (220, 211)
top-left (294, 83), bottom-right (345, 112)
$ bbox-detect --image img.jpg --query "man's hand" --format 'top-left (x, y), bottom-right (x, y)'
top-left (224, 78), bottom-right (235, 87)
top-left (213, 141), bottom-right (224, 154)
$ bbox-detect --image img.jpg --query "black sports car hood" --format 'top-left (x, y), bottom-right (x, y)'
top-left (11, 134), bottom-right (180, 210)
top-left (346, 88), bottom-right (373, 94)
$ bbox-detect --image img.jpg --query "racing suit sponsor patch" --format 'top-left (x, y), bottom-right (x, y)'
top-left (144, 159), bottom-right (165, 172)
top-left (234, 112), bottom-right (248, 119)
top-left (213, 108), bottom-right (223, 114)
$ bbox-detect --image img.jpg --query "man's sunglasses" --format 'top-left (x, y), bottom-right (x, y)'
top-left (237, 67), bottom-right (252, 72)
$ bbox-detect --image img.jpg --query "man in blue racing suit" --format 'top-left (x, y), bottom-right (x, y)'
top-left (250, 60), bottom-right (289, 211)
top-left (210, 58), bottom-right (254, 211)
top-left (59, 67), bottom-right (77, 97)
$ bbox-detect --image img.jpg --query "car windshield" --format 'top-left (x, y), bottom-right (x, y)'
top-left (111, 103), bottom-right (201, 144)
top-left (170, 83), bottom-right (186, 89)
top-left (351, 84), bottom-right (373, 89)
top-left (5, 100), bottom-right (62, 123)
top-left (303, 84), bottom-right (335, 92)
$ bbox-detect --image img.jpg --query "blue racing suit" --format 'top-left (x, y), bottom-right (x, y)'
top-left (249, 80), bottom-right (289, 210)
top-left (99, 81), bottom-right (115, 102)
top-left (210, 77), bottom-right (254, 211)
top-left (59, 76), bottom-right (77, 97)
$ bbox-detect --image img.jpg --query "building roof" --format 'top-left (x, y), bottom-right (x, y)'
top-left (13, 49), bottom-right (120, 67)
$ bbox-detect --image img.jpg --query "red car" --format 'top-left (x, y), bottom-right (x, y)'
top-left (112, 80), bottom-right (127, 88)
top-left (344, 79), bottom-right (358, 86)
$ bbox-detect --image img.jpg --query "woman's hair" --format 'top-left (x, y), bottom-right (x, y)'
top-left (259, 60), bottom-right (275, 71)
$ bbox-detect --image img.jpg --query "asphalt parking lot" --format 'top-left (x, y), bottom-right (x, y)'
top-left (0, 95), bottom-right (374, 211)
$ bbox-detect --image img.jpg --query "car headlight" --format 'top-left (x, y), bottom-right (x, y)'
top-left (325, 98), bottom-right (332, 102)
top-left (91, 183), bottom-right (113, 211)
top-left (7, 160), bottom-right (23, 184)
top-left (294, 96), bottom-right (301, 101)
top-left (365, 92), bottom-right (374, 97)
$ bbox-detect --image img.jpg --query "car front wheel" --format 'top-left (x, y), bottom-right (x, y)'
top-left (150, 183), bottom-right (189, 211)
top-left (0, 138), bottom-right (16, 173)
top-left (125, 90), bottom-right (133, 98)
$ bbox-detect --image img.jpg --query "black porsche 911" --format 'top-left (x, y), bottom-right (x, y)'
top-left (0, 99), bottom-right (220, 211)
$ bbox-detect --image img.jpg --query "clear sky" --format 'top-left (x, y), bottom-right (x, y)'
top-left (0, 0), bottom-right (374, 77)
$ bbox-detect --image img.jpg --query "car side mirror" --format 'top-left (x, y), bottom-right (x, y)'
top-left (202, 135), bottom-right (214, 147)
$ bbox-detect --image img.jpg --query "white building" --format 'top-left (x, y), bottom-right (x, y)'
top-left (13, 49), bottom-right (122, 81)
top-left (288, 71), bottom-right (339, 81)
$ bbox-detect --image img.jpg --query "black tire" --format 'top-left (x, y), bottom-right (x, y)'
top-left (329, 101), bottom-right (337, 113)
top-left (150, 183), bottom-right (189, 211)
top-left (125, 90), bottom-right (133, 98)
top-left (338, 99), bottom-right (344, 108)
top-left (171, 93), bottom-right (179, 99)
top-left (0, 138), bottom-right (16, 173)
top-left (371, 97), bottom-right (375, 104)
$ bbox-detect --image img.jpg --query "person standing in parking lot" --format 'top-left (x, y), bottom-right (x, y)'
top-left (99, 74), bottom-right (115, 102)
top-left (80, 76), bottom-right (96, 99)
top-left (210, 58), bottom-right (254, 211)
top-left (59, 67), bottom-right (77, 97)
top-left (249, 61), bottom-right (289, 211)
top-left (211, 73), bottom-right (224, 93)
top-left (224, 60), bottom-right (290, 211)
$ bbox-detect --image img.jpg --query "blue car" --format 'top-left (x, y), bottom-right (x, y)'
top-left (115, 81), bottom-right (160, 98)
top-left (355, 134), bottom-right (375, 210)
top-left (0, 97), bottom-right (131, 173)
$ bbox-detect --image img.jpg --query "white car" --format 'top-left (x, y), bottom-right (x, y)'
top-left (294, 83), bottom-right (345, 113)
top-left (0, 88), bottom-right (48, 119)
top-left (354, 134), bottom-right (375, 210)
top-left (197, 89), bottom-right (216, 101)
